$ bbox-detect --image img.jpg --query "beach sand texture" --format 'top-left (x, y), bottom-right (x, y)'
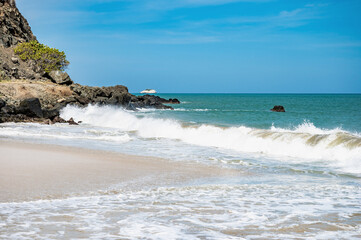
top-left (0, 140), bottom-right (240, 202)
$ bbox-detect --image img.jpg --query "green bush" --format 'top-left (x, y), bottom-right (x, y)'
top-left (14, 41), bottom-right (69, 73)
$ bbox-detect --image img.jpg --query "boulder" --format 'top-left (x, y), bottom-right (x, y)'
top-left (17, 98), bottom-right (43, 118)
top-left (42, 107), bottom-right (60, 120)
top-left (0, 98), bottom-right (6, 109)
top-left (11, 57), bottom-right (19, 64)
top-left (48, 71), bottom-right (73, 85)
top-left (271, 105), bottom-right (285, 112)
top-left (167, 98), bottom-right (180, 104)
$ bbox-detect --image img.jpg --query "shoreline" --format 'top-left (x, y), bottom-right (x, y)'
top-left (0, 139), bottom-right (241, 203)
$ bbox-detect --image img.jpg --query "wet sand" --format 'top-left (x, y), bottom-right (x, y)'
top-left (0, 140), bottom-right (240, 202)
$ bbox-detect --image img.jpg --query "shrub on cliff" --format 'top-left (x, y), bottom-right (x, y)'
top-left (14, 41), bottom-right (69, 73)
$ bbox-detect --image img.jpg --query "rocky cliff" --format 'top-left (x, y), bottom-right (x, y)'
top-left (0, 0), bottom-right (36, 48)
top-left (0, 0), bottom-right (179, 124)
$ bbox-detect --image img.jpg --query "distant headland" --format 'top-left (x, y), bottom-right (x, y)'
top-left (0, 0), bottom-right (179, 124)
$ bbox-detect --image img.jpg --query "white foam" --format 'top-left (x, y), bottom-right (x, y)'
top-left (60, 105), bottom-right (361, 173)
top-left (1, 183), bottom-right (360, 239)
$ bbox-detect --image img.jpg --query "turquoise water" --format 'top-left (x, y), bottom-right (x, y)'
top-left (154, 94), bottom-right (361, 132)
top-left (1, 93), bottom-right (361, 239)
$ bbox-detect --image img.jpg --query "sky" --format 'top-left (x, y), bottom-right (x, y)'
top-left (17, 0), bottom-right (361, 93)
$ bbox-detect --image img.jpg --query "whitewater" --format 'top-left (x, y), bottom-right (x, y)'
top-left (0, 94), bottom-right (360, 239)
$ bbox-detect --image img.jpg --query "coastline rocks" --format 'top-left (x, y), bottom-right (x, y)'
top-left (271, 105), bottom-right (285, 112)
top-left (17, 98), bottom-right (43, 118)
top-left (48, 71), bottom-right (73, 85)
top-left (70, 84), bottom-right (132, 107)
top-left (130, 95), bottom-right (180, 109)
top-left (0, 98), bottom-right (5, 109)
top-left (0, 83), bottom-right (180, 124)
top-left (70, 84), bottom-right (174, 110)
top-left (42, 107), bottom-right (61, 119)
top-left (130, 95), bottom-right (173, 110)
top-left (52, 116), bottom-right (67, 124)
top-left (0, 113), bottom-right (43, 123)
top-left (163, 98), bottom-right (180, 104)
top-left (0, 0), bottom-right (178, 125)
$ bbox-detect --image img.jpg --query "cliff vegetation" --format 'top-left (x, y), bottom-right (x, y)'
top-left (14, 41), bottom-right (69, 73)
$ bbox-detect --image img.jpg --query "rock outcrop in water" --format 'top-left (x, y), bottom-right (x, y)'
top-left (271, 105), bottom-right (285, 112)
top-left (0, 0), bottom-right (179, 124)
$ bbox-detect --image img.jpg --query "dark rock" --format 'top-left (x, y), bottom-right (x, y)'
top-left (131, 95), bottom-right (174, 109)
top-left (167, 98), bottom-right (180, 104)
top-left (17, 98), bottom-right (43, 118)
top-left (0, 104), bottom-right (14, 114)
top-left (42, 107), bottom-right (60, 120)
top-left (10, 67), bottom-right (18, 78)
top-left (0, 0), bottom-right (37, 48)
top-left (67, 117), bottom-right (78, 125)
top-left (70, 84), bottom-right (133, 107)
top-left (2, 62), bottom-right (10, 72)
top-left (0, 113), bottom-right (43, 124)
top-left (48, 71), bottom-right (73, 85)
top-left (271, 105), bottom-right (285, 112)
top-left (108, 92), bottom-right (132, 105)
top-left (0, 98), bottom-right (5, 109)
top-left (93, 96), bottom-right (109, 104)
top-left (74, 96), bottom-right (90, 105)
top-left (52, 116), bottom-right (67, 124)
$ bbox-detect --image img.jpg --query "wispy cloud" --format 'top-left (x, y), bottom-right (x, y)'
top-left (182, 3), bottom-right (325, 30)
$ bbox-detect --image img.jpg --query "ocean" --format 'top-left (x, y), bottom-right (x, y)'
top-left (1, 94), bottom-right (360, 239)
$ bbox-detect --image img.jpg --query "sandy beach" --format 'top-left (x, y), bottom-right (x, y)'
top-left (0, 140), bottom-right (241, 203)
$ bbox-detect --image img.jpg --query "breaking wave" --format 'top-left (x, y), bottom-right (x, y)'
top-left (60, 105), bottom-right (361, 173)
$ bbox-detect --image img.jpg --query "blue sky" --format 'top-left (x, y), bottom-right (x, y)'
top-left (17, 0), bottom-right (361, 93)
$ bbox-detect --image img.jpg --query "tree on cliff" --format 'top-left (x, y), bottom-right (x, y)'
top-left (14, 40), bottom-right (69, 73)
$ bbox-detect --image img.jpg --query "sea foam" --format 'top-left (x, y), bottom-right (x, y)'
top-left (60, 105), bottom-right (361, 173)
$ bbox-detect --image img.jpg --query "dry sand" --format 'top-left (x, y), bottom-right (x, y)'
top-left (0, 140), bottom-right (241, 202)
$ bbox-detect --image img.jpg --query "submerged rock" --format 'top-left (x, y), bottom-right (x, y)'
top-left (164, 98), bottom-right (180, 104)
top-left (271, 105), bottom-right (285, 112)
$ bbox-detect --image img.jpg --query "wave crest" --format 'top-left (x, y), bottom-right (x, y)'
top-left (61, 105), bottom-right (361, 173)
